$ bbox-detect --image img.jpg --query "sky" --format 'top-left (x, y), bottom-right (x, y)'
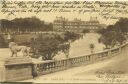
top-left (0, 0), bottom-right (128, 25)
top-left (0, 9), bottom-right (120, 25)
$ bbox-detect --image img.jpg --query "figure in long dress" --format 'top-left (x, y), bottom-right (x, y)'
top-left (7, 33), bottom-right (11, 43)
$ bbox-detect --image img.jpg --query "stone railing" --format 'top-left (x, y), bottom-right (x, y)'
top-left (32, 42), bottom-right (128, 77)
top-left (1, 42), bottom-right (128, 82)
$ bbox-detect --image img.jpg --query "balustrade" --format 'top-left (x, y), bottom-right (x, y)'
top-left (32, 43), bottom-right (128, 77)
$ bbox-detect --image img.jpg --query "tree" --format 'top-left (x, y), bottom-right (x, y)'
top-left (0, 16), bottom-right (53, 33)
top-left (30, 34), bottom-right (70, 60)
top-left (115, 18), bottom-right (128, 34)
top-left (116, 33), bottom-right (126, 45)
top-left (98, 18), bottom-right (128, 48)
top-left (30, 32), bottom-right (82, 60)
top-left (99, 29), bottom-right (118, 48)
top-left (0, 34), bottom-right (8, 48)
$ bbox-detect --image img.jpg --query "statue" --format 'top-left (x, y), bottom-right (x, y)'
top-left (9, 42), bottom-right (31, 57)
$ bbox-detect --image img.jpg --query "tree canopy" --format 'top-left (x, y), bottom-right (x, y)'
top-left (0, 16), bottom-right (53, 33)
top-left (30, 32), bottom-right (82, 60)
top-left (0, 34), bottom-right (8, 48)
top-left (98, 18), bottom-right (128, 48)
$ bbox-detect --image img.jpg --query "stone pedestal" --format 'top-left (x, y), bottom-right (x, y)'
top-left (4, 57), bottom-right (33, 82)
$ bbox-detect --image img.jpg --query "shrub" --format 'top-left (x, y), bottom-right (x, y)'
top-left (0, 34), bottom-right (8, 48)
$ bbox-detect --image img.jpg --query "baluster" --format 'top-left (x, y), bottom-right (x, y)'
top-left (79, 57), bottom-right (81, 64)
top-left (108, 50), bottom-right (111, 58)
top-left (46, 63), bottom-right (50, 73)
top-left (88, 55), bottom-right (91, 61)
top-left (59, 61), bottom-right (61, 70)
top-left (44, 63), bottom-right (46, 72)
top-left (95, 54), bottom-right (98, 61)
top-left (57, 60), bottom-right (59, 69)
top-left (104, 52), bottom-right (107, 59)
top-left (54, 61), bottom-right (57, 72)
top-left (101, 53), bottom-right (104, 60)
top-left (78, 57), bottom-right (80, 64)
top-left (71, 58), bottom-right (74, 66)
top-left (80, 57), bottom-right (82, 63)
top-left (98, 53), bottom-right (101, 60)
top-left (59, 61), bottom-right (62, 70)
top-left (65, 59), bottom-right (68, 68)
top-left (65, 60), bottom-right (67, 68)
top-left (74, 58), bottom-right (77, 65)
top-left (51, 62), bottom-right (54, 72)
top-left (41, 63), bottom-right (44, 74)
top-left (91, 54), bottom-right (95, 62)
top-left (63, 60), bottom-right (66, 67)
top-left (62, 60), bottom-right (64, 69)
top-left (40, 63), bottom-right (43, 74)
top-left (44, 63), bottom-right (47, 72)
top-left (83, 56), bottom-right (85, 63)
top-left (102, 52), bottom-right (105, 60)
top-left (83, 56), bottom-right (86, 62)
top-left (47, 63), bottom-right (50, 73)
top-left (75, 58), bottom-right (78, 65)
top-left (59, 60), bottom-right (62, 70)
top-left (62, 60), bottom-right (64, 70)
top-left (74, 58), bottom-right (76, 65)
top-left (48, 62), bottom-right (52, 72)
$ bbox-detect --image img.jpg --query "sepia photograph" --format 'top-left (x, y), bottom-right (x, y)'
top-left (0, 0), bottom-right (128, 83)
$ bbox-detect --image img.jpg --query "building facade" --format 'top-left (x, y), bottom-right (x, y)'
top-left (53, 16), bottom-right (106, 32)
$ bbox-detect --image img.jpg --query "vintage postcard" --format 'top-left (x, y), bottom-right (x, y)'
top-left (0, 0), bottom-right (128, 83)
